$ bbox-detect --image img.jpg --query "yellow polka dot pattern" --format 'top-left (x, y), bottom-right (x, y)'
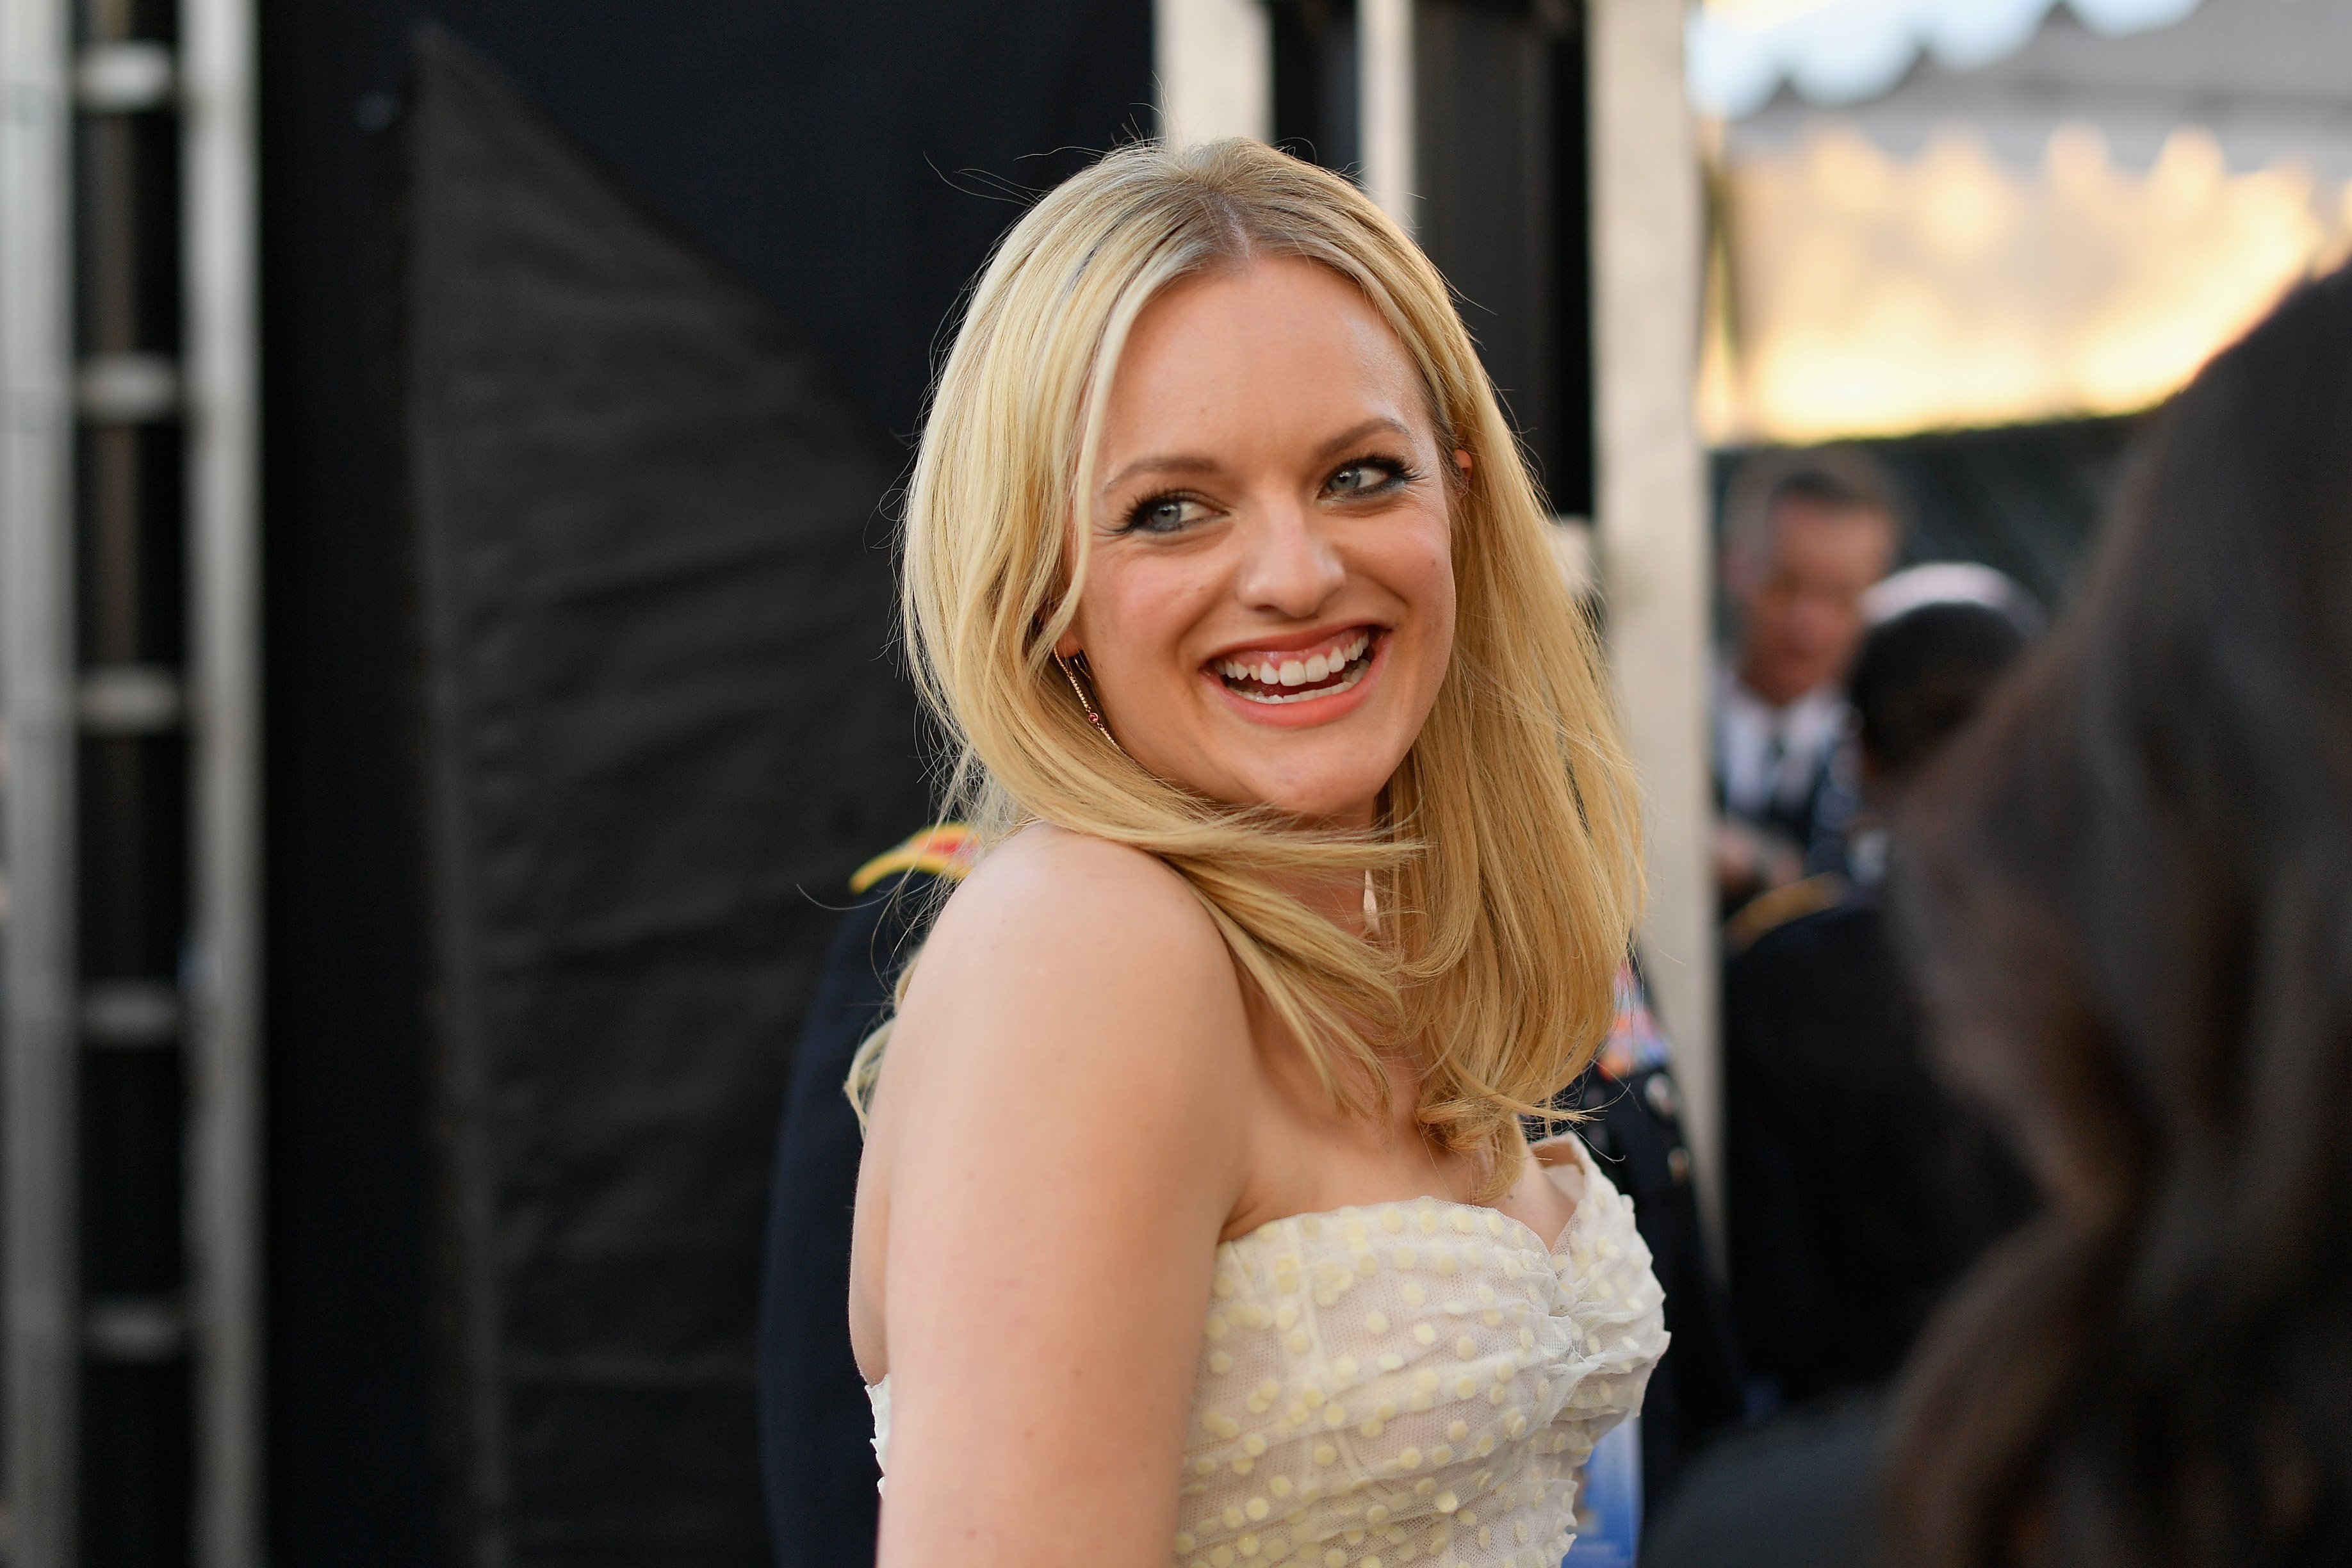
top-left (865, 1136), bottom-right (1665, 1568)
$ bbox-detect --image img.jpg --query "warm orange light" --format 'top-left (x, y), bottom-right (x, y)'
top-left (1703, 124), bottom-right (2349, 444)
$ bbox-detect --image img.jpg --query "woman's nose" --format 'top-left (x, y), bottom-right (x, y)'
top-left (1236, 505), bottom-right (1346, 619)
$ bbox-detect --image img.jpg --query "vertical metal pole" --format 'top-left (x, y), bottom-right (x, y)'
top-left (1359, 0), bottom-right (1415, 229)
top-left (1589, 0), bottom-right (1722, 1252)
top-left (182, 0), bottom-right (263, 1562)
top-left (0, 0), bottom-right (81, 1561)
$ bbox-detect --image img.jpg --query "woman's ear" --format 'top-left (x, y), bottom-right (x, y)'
top-left (1035, 602), bottom-right (1082, 662)
top-left (1453, 448), bottom-right (1473, 479)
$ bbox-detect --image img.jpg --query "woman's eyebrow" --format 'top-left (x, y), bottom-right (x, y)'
top-left (1098, 452), bottom-right (1220, 494)
top-left (1098, 416), bottom-right (1416, 496)
top-left (1311, 416), bottom-right (1413, 462)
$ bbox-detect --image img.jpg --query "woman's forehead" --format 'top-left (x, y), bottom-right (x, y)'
top-left (1098, 259), bottom-right (1433, 469)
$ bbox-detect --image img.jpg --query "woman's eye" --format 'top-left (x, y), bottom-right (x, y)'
top-left (1325, 459), bottom-right (1407, 498)
top-left (1124, 494), bottom-right (1208, 534)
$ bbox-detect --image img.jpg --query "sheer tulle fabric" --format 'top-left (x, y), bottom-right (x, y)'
top-left (867, 1135), bottom-right (1667, 1568)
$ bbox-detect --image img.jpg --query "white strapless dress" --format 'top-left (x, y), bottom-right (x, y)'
top-left (867, 1134), bottom-right (1668, 1568)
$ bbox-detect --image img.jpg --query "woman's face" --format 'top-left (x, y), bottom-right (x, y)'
top-left (1061, 256), bottom-right (1459, 829)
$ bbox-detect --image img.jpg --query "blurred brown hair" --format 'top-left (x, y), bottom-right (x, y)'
top-left (1884, 263), bottom-right (2352, 1567)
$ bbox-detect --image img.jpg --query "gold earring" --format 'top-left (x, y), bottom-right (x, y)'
top-left (1055, 652), bottom-right (1123, 754)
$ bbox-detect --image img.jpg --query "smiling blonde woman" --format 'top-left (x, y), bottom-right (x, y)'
top-left (845, 139), bottom-right (1667, 1568)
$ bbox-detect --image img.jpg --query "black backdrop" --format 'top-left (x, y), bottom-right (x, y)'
top-left (257, 5), bottom-right (1152, 1564)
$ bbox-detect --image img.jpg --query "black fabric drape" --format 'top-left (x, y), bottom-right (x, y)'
top-left (262, 5), bottom-right (1149, 1560)
top-left (398, 33), bottom-right (922, 1562)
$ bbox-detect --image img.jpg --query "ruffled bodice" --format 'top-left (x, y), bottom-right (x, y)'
top-left (867, 1134), bottom-right (1667, 1568)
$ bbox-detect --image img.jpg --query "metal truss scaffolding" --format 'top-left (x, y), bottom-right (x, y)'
top-left (1, 0), bottom-right (260, 1562)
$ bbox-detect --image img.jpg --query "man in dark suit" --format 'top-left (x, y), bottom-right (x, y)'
top-left (1723, 596), bottom-right (2038, 1410)
top-left (1713, 462), bottom-right (1899, 917)
top-left (757, 828), bottom-right (973, 1568)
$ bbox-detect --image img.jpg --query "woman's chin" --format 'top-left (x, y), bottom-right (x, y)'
top-left (1123, 710), bottom-right (1412, 828)
top-left (1220, 762), bottom-right (1392, 828)
top-left (1139, 744), bottom-right (1387, 826)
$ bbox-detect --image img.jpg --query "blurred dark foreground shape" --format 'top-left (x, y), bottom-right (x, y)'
top-left (1654, 259), bottom-right (2352, 1568)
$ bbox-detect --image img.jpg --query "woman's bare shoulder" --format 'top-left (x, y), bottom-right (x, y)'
top-left (887, 824), bottom-right (1250, 1104)
top-left (947, 822), bottom-right (1207, 912)
top-left (926, 824), bottom-right (1230, 977)
top-left (854, 826), bottom-right (1257, 1389)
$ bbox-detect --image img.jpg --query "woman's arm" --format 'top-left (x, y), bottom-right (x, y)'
top-left (859, 829), bottom-right (1254, 1568)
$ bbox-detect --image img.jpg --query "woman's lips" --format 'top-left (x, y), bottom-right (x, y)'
top-left (1209, 628), bottom-right (1376, 703)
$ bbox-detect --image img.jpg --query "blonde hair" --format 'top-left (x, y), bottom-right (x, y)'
top-left (858, 139), bottom-right (1640, 1198)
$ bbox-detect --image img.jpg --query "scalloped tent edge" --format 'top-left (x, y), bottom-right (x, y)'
top-left (1689, 0), bottom-right (2204, 118)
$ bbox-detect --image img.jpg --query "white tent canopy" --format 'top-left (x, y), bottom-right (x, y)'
top-left (1696, 0), bottom-right (2352, 177)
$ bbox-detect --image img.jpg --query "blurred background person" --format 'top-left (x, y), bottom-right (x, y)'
top-left (1713, 460), bottom-right (1900, 915)
top-left (1722, 588), bottom-right (2039, 1416)
top-left (1648, 255), bottom-right (2352, 1568)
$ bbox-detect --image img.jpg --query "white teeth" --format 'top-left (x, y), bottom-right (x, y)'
top-left (1211, 630), bottom-right (1381, 698)
top-left (1227, 651), bottom-right (1375, 705)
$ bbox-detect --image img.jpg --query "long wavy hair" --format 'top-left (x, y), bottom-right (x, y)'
top-left (1885, 263), bottom-right (2352, 1565)
top-left (854, 139), bottom-right (1642, 1196)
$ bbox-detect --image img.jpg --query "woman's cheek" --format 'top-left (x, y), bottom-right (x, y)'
top-left (1093, 571), bottom-right (1202, 689)
top-left (1391, 530), bottom-right (1456, 617)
